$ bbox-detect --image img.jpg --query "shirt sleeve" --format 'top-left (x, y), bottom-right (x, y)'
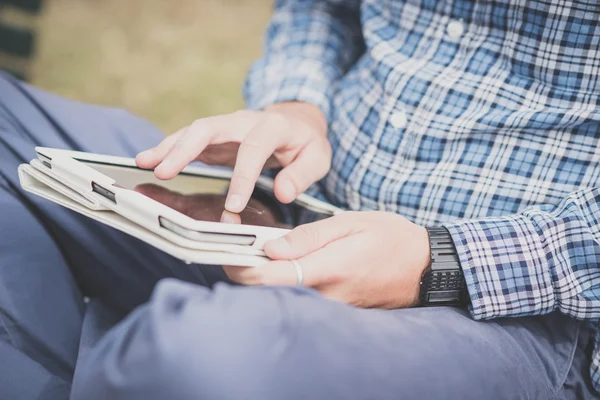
top-left (444, 187), bottom-right (600, 321)
top-left (244, 0), bottom-right (364, 122)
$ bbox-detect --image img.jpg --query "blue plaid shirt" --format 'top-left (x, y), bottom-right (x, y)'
top-left (244, 0), bottom-right (600, 391)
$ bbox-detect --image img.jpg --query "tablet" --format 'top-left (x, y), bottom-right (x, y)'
top-left (34, 147), bottom-right (343, 254)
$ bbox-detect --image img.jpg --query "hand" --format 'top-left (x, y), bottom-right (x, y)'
top-left (135, 102), bottom-right (331, 213)
top-left (224, 211), bottom-right (431, 309)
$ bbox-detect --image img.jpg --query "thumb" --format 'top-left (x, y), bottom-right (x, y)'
top-left (264, 213), bottom-right (353, 260)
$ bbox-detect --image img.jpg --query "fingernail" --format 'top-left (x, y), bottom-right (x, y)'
top-left (225, 194), bottom-right (243, 212)
top-left (221, 212), bottom-right (237, 224)
top-left (267, 237), bottom-right (292, 255)
top-left (156, 159), bottom-right (173, 173)
top-left (280, 180), bottom-right (296, 200)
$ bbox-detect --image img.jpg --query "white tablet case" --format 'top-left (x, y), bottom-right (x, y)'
top-left (18, 148), bottom-right (342, 267)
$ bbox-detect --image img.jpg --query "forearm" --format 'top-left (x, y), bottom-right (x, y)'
top-left (444, 187), bottom-right (600, 321)
top-left (244, 0), bottom-right (364, 122)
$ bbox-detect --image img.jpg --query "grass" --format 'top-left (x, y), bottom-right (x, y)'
top-left (30, 0), bottom-right (272, 133)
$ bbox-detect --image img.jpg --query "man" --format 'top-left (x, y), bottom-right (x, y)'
top-left (1, 0), bottom-right (598, 398)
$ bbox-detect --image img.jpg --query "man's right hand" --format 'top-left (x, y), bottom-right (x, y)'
top-left (136, 102), bottom-right (331, 213)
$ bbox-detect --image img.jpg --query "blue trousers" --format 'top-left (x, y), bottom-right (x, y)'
top-left (0, 72), bottom-right (596, 400)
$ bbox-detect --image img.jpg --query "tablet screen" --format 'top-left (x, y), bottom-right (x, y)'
top-left (80, 161), bottom-right (329, 229)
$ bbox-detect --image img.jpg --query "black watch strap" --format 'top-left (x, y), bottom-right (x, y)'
top-left (419, 227), bottom-right (468, 307)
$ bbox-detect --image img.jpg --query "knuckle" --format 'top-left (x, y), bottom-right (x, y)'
top-left (240, 138), bottom-right (264, 152)
top-left (171, 137), bottom-right (188, 153)
top-left (265, 111), bottom-right (290, 130)
top-left (156, 136), bottom-right (172, 149)
top-left (193, 116), bottom-right (225, 135)
top-left (190, 118), bottom-right (208, 132)
top-left (231, 109), bottom-right (260, 128)
top-left (231, 174), bottom-right (257, 195)
top-left (231, 109), bottom-right (252, 119)
top-left (233, 173), bottom-right (255, 187)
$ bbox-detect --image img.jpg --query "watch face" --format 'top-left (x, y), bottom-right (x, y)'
top-left (420, 269), bottom-right (467, 306)
top-left (427, 290), bottom-right (462, 303)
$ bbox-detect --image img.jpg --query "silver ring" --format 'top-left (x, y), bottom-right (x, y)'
top-left (291, 259), bottom-right (303, 286)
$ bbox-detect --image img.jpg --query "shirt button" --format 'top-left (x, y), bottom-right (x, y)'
top-left (447, 20), bottom-right (465, 40)
top-left (390, 111), bottom-right (408, 129)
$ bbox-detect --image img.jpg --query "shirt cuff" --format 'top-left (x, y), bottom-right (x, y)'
top-left (244, 58), bottom-right (338, 123)
top-left (444, 215), bottom-right (555, 320)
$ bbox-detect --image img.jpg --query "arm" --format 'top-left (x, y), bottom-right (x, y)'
top-left (244, 0), bottom-right (365, 122)
top-left (223, 187), bottom-right (600, 320)
top-left (445, 187), bottom-right (600, 320)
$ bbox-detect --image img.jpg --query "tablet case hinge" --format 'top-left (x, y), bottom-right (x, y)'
top-left (92, 182), bottom-right (116, 203)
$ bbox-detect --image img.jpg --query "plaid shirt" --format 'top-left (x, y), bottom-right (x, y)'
top-left (244, 0), bottom-right (600, 391)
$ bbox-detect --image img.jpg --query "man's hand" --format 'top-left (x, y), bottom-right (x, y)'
top-left (136, 102), bottom-right (331, 213)
top-left (224, 211), bottom-right (431, 309)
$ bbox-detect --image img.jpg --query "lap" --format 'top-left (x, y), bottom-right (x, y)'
top-left (0, 72), bottom-right (225, 398)
top-left (0, 181), bottom-right (81, 399)
top-left (73, 279), bottom-right (594, 400)
top-left (0, 72), bottom-right (225, 312)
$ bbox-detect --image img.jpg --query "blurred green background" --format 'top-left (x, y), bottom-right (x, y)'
top-left (28, 0), bottom-right (271, 133)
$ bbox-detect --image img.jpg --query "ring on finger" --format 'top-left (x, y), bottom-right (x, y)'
top-left (291, 259), bottom-right (303, 286)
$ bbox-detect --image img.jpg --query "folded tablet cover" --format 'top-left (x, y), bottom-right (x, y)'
top-left (18, 161), bottom-right (270, 267)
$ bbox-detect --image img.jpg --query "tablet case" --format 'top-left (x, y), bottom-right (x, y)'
top-left (18, 160), bottom-right (271, 267)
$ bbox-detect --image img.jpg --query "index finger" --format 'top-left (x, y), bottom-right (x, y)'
top-left (154, 112), bottom-right (253, 180)
top-left (225, 118), bottom-right (290, 213)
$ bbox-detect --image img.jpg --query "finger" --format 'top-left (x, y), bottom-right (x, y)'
top-left (152, 122), bottom-right (214, 180)
top-left (225, 236), bottom-right (354, 287)
top-left (264, 213), bottom-right (354, 260)
top-left (273, 139), bottom-right (331, 203)
top-left (196, 143), bottom-right (240, 166)
top-left (135, 129), bottom-right (183, 169)
top-left (222, 262), bottom-right (299, 286)
top-left (220, 210), bottom-right (241, 224)
top-left (223, 258), bottom-right (317, 286)
top-left (155, 113), bottom-right (253, 180)
top-left (225, 118), bottom-right (290, 213)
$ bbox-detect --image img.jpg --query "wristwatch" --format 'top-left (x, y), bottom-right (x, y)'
top-left (419, 227), bottom-right (468, 307)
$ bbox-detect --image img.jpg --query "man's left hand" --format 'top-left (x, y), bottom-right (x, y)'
top-left (224, 211), bottom-right (431, 309)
